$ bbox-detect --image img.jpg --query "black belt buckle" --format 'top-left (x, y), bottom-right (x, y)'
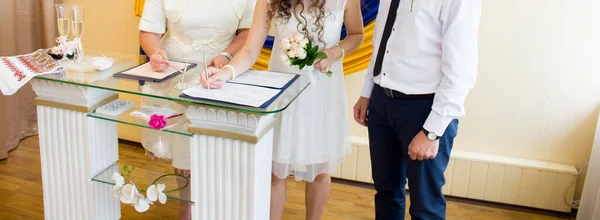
top-left (383, 88), bottom-right (397, 98)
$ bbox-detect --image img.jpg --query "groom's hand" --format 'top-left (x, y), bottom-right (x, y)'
top-left (353, 97), bottom-right (370, 126)
top-left (408, 131), bottom-right (439, 161)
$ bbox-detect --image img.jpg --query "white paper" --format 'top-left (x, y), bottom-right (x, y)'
top-left (229, 70), bottom-right (296, 89)
top-left (95, 99), bottom-right (135, 116)
top-left (182, 83), bottom-right (280, 108)
top-left (121, 61), bottom-right (191, 80)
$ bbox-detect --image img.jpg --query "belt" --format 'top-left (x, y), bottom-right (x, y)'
top-left (377, 84), bottom-right (435, 100)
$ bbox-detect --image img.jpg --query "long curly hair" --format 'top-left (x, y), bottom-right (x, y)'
top-left (267, 0), bottom-right (327, 44)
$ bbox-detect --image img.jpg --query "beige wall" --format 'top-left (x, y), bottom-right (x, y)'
top-left (68, 0), bottom-right (600, 200)
top-left (62, 0), bottom-right (141, 61)
top-left (345, 0), bottom-right (600, 200)
top-left (63, 0), bottom-right (143, 141)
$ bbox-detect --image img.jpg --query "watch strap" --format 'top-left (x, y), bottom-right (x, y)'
top-left (422, 129), bottom-right (440, 140)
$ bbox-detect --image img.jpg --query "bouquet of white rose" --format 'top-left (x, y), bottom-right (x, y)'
top-left (279, 33), bottom-right (332, 77)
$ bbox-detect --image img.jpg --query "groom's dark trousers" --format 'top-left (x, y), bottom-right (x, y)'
top-left (368, 84), bottom-right (458, 220)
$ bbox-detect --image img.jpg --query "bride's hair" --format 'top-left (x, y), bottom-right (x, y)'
top-left (267, 0), bottom-right (327, 44)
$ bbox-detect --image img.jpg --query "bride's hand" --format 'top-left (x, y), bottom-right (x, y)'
top-left (313, 49), bottom-right (333, 74)
top-left (201, 67), bottom-right (233, 89)
top-left (199, 67), bottom-right (222, 89)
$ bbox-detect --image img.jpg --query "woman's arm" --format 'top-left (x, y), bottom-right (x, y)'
top-left (314, 0), bottom-right (365, 73)
top-left (201, 0), bottom-right (270, 88)
top-left (140, 31), bottom-right (171, 72)
top-left (208, 29), bottom-right (250, 68)
top-left (225, 29), bottom-right (250, 56)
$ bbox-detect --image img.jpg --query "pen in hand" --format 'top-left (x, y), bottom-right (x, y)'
top-left (203, 52), bottom-right (210, 90)
top-left (156, 54), bottom-right (186, 74)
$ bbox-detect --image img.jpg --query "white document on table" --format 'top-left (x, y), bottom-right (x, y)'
top-left (181, 83), bottom-right (281, 108)
top-left (229, 70), bottom-right (296, 89)
top-left (120, 61), bottom-right (192, 80)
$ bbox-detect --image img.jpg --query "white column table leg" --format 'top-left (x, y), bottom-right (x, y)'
top-left (186, 106), bottom-right (276, 220)
top-left (32, 79), bottom-right (120, 220)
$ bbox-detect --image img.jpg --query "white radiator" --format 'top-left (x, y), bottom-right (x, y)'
top-left (333, 136), bottom-right (578, 213)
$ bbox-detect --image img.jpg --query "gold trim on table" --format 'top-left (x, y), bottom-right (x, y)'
top-left (187, 121), bottom-right (275, 144)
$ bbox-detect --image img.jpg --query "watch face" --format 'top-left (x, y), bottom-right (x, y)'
top-left (427, 132), bottom-right (437, 140)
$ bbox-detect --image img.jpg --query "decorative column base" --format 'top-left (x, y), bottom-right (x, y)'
top-left (33, 79), bottom-right (120, 220)
top-left (186, 106), bottom-right (276, 220)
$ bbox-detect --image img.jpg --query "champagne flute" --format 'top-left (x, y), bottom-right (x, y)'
top-left (71, 5), bottom-right (85, 62)
top-left (55, 4), bottom-right (70, 40)
top-left (55, 3), bottom-right (70, 56)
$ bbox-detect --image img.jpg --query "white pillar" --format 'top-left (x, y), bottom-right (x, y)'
top-left (186, 106), bottom-right (275, 220)
top-left (32, 79), bottom-right (121, 220)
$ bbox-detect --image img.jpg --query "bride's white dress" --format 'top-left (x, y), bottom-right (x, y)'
top-left (268, 0), bottom-right (351, 182)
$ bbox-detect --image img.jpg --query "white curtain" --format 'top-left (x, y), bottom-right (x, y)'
top-left (578, 111), bottom-right (600, 220)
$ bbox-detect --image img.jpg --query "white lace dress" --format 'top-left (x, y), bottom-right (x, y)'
top-left (268, 0), bottom-right (352, 182)
top-left (138, 0), bottom-right (255, 171)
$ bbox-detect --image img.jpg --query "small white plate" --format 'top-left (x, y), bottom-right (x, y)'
top-left (92, 57), bottom-right (113, 71)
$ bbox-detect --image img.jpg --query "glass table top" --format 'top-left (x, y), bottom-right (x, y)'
top-left (92, 163), bottom-right (193, 203)
top-left (35, 55), bottom-right (310, 114)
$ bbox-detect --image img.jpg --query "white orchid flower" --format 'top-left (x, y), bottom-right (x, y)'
top-left (112, 172), bottom-right (125, 188)
top-left (111, 172), bottom-right (125, 198)
top-left (120, 183), bottom-right (139, 204)
top-left (134, 192), bottom-right (153, 213)
top-left (147, 184), bottom-right (167, 204)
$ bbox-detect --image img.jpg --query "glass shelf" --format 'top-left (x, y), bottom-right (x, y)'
top-left (92, 163), bottom-right (193, 203)
top-left (35, 54), bottom-right (311, 115)
top-left (87, 103), bottom-right (193, 137)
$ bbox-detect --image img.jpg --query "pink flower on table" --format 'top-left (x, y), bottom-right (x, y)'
top-left (149, 114), bottom-right (167, 130)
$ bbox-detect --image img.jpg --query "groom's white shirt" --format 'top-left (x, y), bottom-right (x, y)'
top-left (361, 0), bottom-right (481, 136)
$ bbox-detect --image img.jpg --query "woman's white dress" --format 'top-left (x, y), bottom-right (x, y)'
top-left (268, 0), bottom-right (351, 182)
top-left (138, 0), bottom-right (255, 171)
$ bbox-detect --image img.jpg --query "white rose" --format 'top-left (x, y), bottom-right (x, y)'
top-left (299, 39), bottom-right (309, 47)
top-left (290, 42), bottom-right (299, 51)
top-left (286, 35), bottom-right (295, 43)
top-left (280, 54), bottom-right (289, 62)
top-left (298, 50), bottom-right (307, 59)
top-left (287, 50), bottom-right (297, 58)
top-left (295, 47), bottom-right (305, 59)
top-left (294, 33), bottom-right (305, 42)
top-left (280, 38), bottom-right (291, 50)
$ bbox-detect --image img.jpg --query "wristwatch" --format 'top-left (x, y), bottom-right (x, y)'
top-left (422, 129), bottom-right (440, 141)
top-left (220, 52), bottom-right (233, 61)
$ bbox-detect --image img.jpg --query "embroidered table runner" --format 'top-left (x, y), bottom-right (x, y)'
top-left (0, 49), bottom-right (64, 96)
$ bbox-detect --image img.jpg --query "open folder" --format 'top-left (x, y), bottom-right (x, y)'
top-left (114, 61), bottom-right (196, 83)
top-left (179, 70), bottom-right (299, 108)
